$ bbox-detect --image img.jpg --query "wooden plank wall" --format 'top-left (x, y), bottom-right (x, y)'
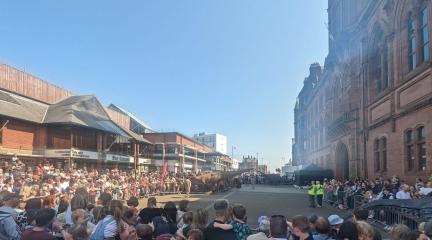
top-left (0, 63), bottom-right (74, 104)
top-left (105, 108), bottom-right (131, 130)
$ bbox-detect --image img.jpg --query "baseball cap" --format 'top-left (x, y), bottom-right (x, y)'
top-left (328, 214), bottom-right (344, 226)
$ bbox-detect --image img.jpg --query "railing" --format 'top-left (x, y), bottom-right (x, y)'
top-left (360, 198), bottom-right (432, 230)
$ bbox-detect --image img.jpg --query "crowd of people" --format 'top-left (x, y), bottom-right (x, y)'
top-left (0, 161), bottom-right (194, 203)
top-left (320, 176), bottom-right (432, 210)
top-left (3, 160), bottom-right (432, 240)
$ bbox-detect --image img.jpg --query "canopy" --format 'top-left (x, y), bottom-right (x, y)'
top-left (294, 163), bottom-right (333, 186)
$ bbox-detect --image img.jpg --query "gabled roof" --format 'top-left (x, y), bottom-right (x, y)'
top-left (43, 95), bottom-right (130, 137)
top-left (108, 104), bottom-right (154, 132)
top-left (0, 89), bottom-right (49, 123)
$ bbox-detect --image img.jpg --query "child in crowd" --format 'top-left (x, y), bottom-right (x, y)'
top-left (179, 211), bottom-right (193, 238)
top-left (214, 204), bottom-right (250, 240)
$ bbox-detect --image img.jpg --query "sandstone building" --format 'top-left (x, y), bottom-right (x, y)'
top-left (293, 0), bottom-right (432, 182)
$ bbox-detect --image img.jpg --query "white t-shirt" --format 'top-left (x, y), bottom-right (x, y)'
top-left (419, 188), bottom-right (432, 195)
top-left (396, 191), bottom-right (411, 199)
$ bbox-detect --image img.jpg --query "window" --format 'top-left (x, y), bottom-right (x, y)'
top-left (381, 137), bottom-right (387, 172)
top-left (406, 130), bottom-right (414, 171)
top-left (370, 29), bottom-right (389, 95)
top-left (374, 139), bottom-right (380, 172)
top-left (408, 14), bottom-right (417, 70)
top-left (382, 45), bottom-right (389, 90)
top-left (420, 6), bottom-right (430, 62)
top-left (375, 51), bottom-right (382, 93)
top-left (418, 127), bottom-right (426, 171)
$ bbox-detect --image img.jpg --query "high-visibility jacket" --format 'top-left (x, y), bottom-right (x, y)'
top-left (315, 183), bottom-right (324, 196)
top-left (308, 185), bottom-right (315, 195)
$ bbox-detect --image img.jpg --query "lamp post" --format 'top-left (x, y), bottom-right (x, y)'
top-left (256, 152), bottom-right (259, 172)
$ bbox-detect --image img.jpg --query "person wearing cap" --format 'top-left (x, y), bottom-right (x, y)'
top-left (328, 214), bottom-right (343, 237)
top-left (204, 199), bottom-right (236, 240)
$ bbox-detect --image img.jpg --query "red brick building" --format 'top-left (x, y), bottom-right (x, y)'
top-left (0, 63), bottom-right (150, 171)
top-left (293, 0), bottom-right (432, 183)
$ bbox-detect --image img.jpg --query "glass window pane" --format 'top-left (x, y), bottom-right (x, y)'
top-left (419, 143), bottom-right (427, 171)
top-left (418, 127), bottom-right (425, 140)
top-left (407, 130), bottom-right (413, 143)
top-left (407, 145), bottom-right (414, 171)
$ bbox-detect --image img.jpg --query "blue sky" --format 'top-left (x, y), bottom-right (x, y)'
top-left (0, 1), bottom-right (328, 171)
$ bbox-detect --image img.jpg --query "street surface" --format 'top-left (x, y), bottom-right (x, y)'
top-left (139, 184), bottom-right (349, 228)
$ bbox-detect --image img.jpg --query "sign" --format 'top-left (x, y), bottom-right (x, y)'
top-left (45, 149), bottom-right (71, 158)
top-left (106, 154), bottom-right (129, 162)
top-left (71, 149), bottom-right (99, 160)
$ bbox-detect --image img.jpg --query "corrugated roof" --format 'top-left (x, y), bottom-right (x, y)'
top-left (108, 104), bottom-right (154, 131)
top-left (0, 89), bottom-right (49, 123)
top-left (43, 95), bottom-right (130, 138)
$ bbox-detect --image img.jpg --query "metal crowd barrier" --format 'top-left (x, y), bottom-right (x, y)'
top-left (361, 199), bottom-right (432, 230)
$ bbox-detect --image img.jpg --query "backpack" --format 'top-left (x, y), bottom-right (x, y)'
top-left (89, 218), bottom-right (111, 240)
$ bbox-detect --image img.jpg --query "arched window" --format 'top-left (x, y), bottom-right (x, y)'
top-left (406, 130), bottom-right (415, 171)
top-left (381, 137), bottom-right (387, 172)
top-left (374, 139), bottom-right (380, 172)
top-left (408, 13), bottom-right (417, 70)
top-left (420, 6), bottom-right (430, 63)
top-left (370, 28), bottom-right (390, 96)
top-left (418, 126), bottom-right (426, 171)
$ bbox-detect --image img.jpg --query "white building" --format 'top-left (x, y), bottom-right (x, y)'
top-left (193, 132), bottom-right (227, 154)
top-left (232, 158), bottom-right (239, 170)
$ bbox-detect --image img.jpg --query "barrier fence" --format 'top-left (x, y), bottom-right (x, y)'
top-left (356, 196), bottom-right (432, 230)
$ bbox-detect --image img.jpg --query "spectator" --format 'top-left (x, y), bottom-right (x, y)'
top-left (422, 221), bottom-right (432, 239)
top-left (177, 211), bottom-right (193, 238)
top-left (389, 224), bottom-right (410, 240)
top-left (152, 201), bottom-right (178, 236)
top-left (21, 208), bottom-right (56, 240)
top-left (139, 197), bottom-right (162, 224)
top-left (400, 230), bottom-right (422, 240)
top-left (247, 216), bottom-right (270, 240)
top-left (16, 197), bottom-right (43, 230)
top-left (269, 215), bottom-right (287, 239)
top-left (191, 208), bottom-right (208, 232)
top-left (336, 221), bottom-right (358, 240)
top-left (396, 184), bottom-right (411, 199)
top-left (308, 215), bottom-right (318, 235)
top-left (312, 217), bottom-right (331, 240)
top-left (72, 209), bottom-right (95, 233)
top-left (188, 229), bottom-right (204, 240)
top-left (62, 224), bottom-right (90, 240)
top-left (290, 215), bottom-right (313, 240)
top-left (204, 199), bottom-right (236, 240)
top-left (0, 192), bottom-right (20, 220)
top-left (0, 203), bottom-right (21, 240)
top-left (356, 221), bottom-right (374, 240)
top-left (90, 200), bottom-right (123, 240)
top-left (214, 204), bottom-right (251, 240)
top-left (352, 209), bottom-right (368, 222)
top-left (126, 196), bottom-right (139, 214)
top-left (328, 214), bottom-right (344, 236)
top-left (136, 223), bottom-right (153, 240)
top-left (177, 199), bottom-right (190, 228)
